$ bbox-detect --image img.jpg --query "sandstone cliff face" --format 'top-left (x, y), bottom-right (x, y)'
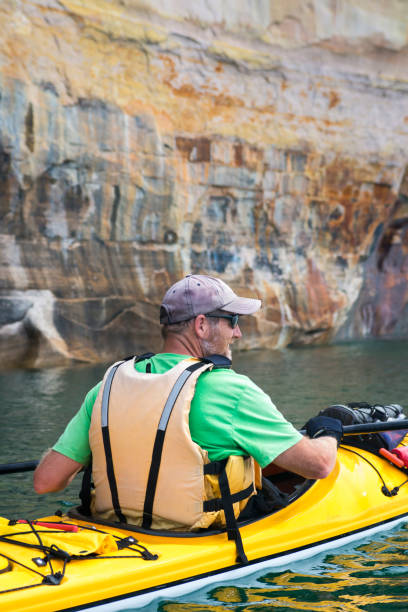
top-left (0, 0), bottom-right (407, 368)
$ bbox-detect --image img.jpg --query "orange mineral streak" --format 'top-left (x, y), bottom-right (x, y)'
top-left (327, 90), bottom-right (341, 109)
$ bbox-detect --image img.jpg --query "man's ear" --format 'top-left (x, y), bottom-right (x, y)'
top-left (193, 314), bottom-right (208, 338)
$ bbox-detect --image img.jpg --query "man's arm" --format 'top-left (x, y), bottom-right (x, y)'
top-left (272, 415), bottom-right (342, 479)
top-left (33, 383), bottom-right (100, 495)
top-left (33, 449), bottom-right (84, 494)
top-left (272, 435), bottom-right (338, 479)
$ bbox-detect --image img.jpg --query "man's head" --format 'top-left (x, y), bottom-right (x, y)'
top-left (160, 275), bottom-right (261, 359)
top-left (160, 275), bottom-right (261, 324)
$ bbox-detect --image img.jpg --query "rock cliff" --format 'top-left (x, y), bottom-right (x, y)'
top-left (0, 0), bottom-right (407, 368)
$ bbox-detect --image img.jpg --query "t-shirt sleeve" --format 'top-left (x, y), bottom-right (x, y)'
top-left (232, 378), bottom-right (302, 468)
top-left (52, 382), bottom-right (101, 465)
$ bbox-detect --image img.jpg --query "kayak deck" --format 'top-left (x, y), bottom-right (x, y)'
top-left (1, 446), bottom-right (408, 611)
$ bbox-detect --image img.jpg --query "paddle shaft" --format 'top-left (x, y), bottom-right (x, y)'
top-left (342, 419), bottom-right (408, 435)
top-left (0, 460), bottom-right (38, 475)
top-left (300, 418), bottom-right (408, 437)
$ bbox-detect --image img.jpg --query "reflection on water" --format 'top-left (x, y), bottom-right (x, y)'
top-left (150, 525), bottom-right (408, 612)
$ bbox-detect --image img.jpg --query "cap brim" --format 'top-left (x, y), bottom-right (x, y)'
top-left (220, 297), bottom-right (261, 315)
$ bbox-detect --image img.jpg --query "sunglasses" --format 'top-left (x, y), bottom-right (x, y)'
top-left (205, 313), bottom-right (240, 328)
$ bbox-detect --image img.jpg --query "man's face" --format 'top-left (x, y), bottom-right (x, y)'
top-left (201, 313), bottom-right (242, 359)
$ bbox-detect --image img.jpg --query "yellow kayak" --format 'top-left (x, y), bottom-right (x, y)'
top-left (1, 445), bottom-right (408, 612)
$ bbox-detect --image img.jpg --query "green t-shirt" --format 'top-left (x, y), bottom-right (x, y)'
top-left (53, 353), bottom-right (302, 469)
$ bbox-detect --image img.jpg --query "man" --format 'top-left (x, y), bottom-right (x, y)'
top-left (34, 274), bottom-right (341, 529)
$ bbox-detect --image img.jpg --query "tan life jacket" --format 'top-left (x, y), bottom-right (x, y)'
top-left (88, 356), bottom-right (261, 536)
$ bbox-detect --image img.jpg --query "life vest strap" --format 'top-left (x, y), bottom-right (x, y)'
top-left (203, 456), bottom-right (250, 475)
top-left (217, 467), bottom-right (248, 564)
top-left (142, 360), bottom-right (210, 529)
top-left (100, 358), bottom-right (133, 524)
top-left (203, 457), bottom-right (251, 564)
top-left (203, 458), bottom-right (228, 475)
top-left (134, 352), bottom-right (156, 363)
top-left (201, 354), bottom-right (232, 369)
top-left (78, 462), bottom-right (93, 517)
top-left (203, 483), bottom-right (254, 513)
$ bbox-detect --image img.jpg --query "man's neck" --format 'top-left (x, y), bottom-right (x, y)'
top-left (162, 334), bottom-right (202, 358)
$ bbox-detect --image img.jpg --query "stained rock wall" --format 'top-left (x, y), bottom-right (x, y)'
top-left (0, 0), bottom-right (408, 368)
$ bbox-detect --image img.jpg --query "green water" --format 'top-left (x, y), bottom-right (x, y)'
top-left (1, 339), bottom-right (408, 610)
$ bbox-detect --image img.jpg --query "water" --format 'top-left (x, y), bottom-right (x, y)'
top-left (139, 525), bottom-right (408, 611)
top-left (0, 339), bottom-right (407, 609)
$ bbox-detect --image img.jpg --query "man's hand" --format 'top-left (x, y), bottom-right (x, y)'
top-left (304, 416), bottom-right (343, 445)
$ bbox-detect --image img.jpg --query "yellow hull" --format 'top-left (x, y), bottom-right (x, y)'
top-left (1, 446), bottom-right (408, 611)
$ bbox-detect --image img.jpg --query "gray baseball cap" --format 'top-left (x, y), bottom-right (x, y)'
top-left (160, 274), bottom-right (261, 324)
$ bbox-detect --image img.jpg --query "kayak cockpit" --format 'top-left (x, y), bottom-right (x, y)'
top-left (67, 470), bottom-right (315, 538)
